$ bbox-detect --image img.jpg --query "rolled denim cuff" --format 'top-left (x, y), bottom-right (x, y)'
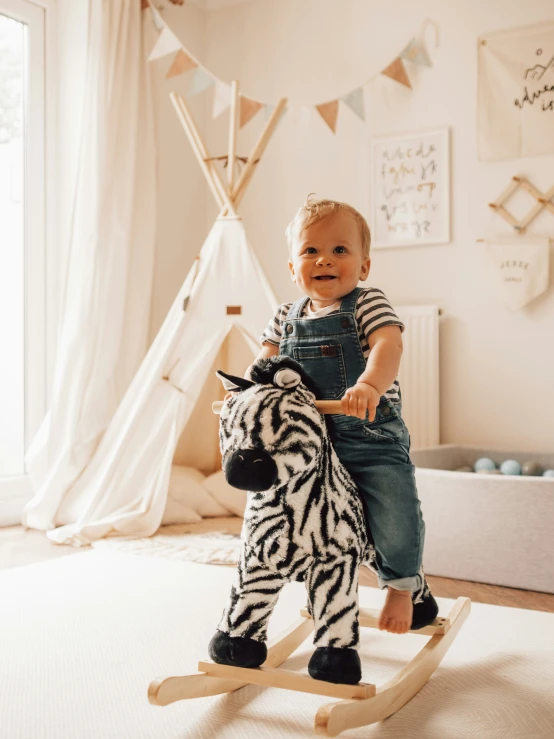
top-left (377, 574), bottom-right (422, 593)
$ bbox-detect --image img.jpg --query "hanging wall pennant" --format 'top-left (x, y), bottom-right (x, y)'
top-left (239, 96), bottom-right (263, 128)
top-left (166, 48), bottom-right (198, 79)
top-left (478, 21), bottom-right (554, 160)
top-left (341, 88), bottom-right (365, 121)
top-left (485, 237), bottom-right (550, 310)
top-left (381, 58), bottom-right (412, 88)
top-left (315, 100), bottom-right (339, 133)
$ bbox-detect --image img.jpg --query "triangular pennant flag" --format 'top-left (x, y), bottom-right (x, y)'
top-left (166, 48), bottom-right (198, 79)
top-left (149, 4), bottom-right (165, 34)
top-left (212, 80), bottom-right (232, 118)
top-left (381, 57), bottom-right (412, 89)
top-left (265, 104), bottom-right (288, 129)
top-left (148, 26), bottom-right (182, 62)
top-left (186, 67), bottom-right (215, 98)
top-left (239, 96), bottom-right (263, 128)
top-left (315, 100), bottom-right (339, 133)
top-left (341, 88), bottom-right (365, 121)
top-left (298, 105), bottom-right (312, 127)
top-left (400, 38), bottom-right (432, 67)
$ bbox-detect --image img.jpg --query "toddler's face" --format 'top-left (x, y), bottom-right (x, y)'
top-left (288, 211), bottom-right (370, 309)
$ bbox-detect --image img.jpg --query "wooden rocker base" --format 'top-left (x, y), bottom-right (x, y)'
top-left (148, 597), bottom-right (470, 736)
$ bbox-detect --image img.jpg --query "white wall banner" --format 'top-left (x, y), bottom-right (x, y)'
top-left (485, 238), bottom-right (550, 310)
top-left (478, 22), bottom-right (554, 161)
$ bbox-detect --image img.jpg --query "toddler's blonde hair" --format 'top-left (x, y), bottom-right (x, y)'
top-left (285, 195), bottom-right (371, 257)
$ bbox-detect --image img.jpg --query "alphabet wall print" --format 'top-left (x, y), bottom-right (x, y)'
top-left (371, 127), bottom-right (450, 249)
top-left (478, 21), bottom-right (554, 160)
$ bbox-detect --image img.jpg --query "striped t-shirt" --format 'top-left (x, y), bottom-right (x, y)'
top-left (260, 288), bottom-right (405, 401)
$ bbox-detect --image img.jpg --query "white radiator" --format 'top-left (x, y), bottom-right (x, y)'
top-left (395, 305), bottom-right (440, 450)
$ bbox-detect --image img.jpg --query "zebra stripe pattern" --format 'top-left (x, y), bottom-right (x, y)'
top-left (216, 358), bottom-right (375, 649)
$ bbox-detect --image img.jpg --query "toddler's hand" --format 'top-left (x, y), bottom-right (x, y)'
top-left (341, 382), bottom-right (381, 421)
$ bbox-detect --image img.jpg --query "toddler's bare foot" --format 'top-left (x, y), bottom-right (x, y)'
top-left (378, 587), bottom-right (413, 634)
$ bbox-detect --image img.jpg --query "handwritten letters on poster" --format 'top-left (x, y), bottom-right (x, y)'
top-left (371, 128), bottom-right (450, 248)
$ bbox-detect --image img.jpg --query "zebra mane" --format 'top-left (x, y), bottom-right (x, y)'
top-left (248, 356), bottom-right (320, 397)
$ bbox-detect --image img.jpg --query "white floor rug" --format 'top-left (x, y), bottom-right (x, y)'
top-left (1, 550), bottom-right (553, 739)
top-left (90, 517), bottom-right (243, 565)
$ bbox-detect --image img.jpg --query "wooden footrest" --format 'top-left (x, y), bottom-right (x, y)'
top-left (299, 608), bottom-right (448, 636)
top-left (197, 661), bottom-right (376, 700)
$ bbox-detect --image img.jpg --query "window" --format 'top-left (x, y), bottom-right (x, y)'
top-left (0, 0), bottom-right (48, 525)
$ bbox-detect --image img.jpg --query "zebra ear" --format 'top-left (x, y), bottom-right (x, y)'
top-left (274, 368), bottom-right (302, 389)
top-left (215, 370), bottom-right (255, 393)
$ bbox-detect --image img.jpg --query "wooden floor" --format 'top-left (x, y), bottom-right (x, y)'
top-left (1, 524), bottom-right (553, 613)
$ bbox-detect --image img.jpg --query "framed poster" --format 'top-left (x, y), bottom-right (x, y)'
top-left (371, 127), bottom-right (450, 249)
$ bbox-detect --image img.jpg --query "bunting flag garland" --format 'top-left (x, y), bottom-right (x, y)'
top-left (146, 8), bottom-right (438, 134)
top-left (239, 95), bottom-right (263, 128)
top-left (148, 26), bottom-right (182, 61)
top-left (400, 37), bottom-right (432, 67)
top-left (212, 80), bottom-right (232, 118)
top-left (315, 100), bottom-right (339, 133)
top-left (166, 48), bottom-right (198, 79)
top-left (341, 88), bottom-right (365, 121)
top-left (149, 4), bottom-right (165, 33)
top-left (381, 57), bottom-right (412, 89)
top-left (186, 67), bottom-right (216, 98)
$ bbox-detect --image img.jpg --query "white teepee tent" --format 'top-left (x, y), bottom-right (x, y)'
top-left (26, 86), bottom-right (287, 545)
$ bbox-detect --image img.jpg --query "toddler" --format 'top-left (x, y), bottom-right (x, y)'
top-left (245, 197), bottom-right (436, 633)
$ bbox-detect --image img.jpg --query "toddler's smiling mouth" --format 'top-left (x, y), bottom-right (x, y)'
top-left (314, 275), bottom-right (336, 280)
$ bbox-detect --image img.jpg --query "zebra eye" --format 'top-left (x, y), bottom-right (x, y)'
top-left (274, 368), bottom-right (301, 389)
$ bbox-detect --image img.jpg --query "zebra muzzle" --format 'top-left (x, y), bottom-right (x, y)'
top-left (224, 449), bottom-right (278, 492)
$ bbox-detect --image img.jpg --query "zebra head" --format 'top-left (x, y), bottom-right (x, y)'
top-left (216, 356), bottom-right (324, 493)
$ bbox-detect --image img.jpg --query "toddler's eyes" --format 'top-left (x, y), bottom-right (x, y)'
top-left (334, 246), bottom-right (347, 253)
top-left (304, 247), bottom-right (317, 254)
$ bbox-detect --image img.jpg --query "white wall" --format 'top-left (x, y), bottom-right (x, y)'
top-left (153, 0), bottom-right (554, 453)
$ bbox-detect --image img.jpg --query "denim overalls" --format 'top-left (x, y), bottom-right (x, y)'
top-left (279, 287), bottom-right (425, 592)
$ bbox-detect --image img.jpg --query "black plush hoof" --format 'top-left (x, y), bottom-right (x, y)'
top-left (208, 630), bottom-right (267, 668)
top-left (411, 590), bottom-right (439, 630)
top-left (308, 647), bottom-right (361, 685)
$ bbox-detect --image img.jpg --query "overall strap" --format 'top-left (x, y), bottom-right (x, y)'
top-left (286, 295), bottom-right (311, 320)
top-left (339, 287), bottom-right (362, 315)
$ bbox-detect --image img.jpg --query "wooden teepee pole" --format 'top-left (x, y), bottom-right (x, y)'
top-left (227, 81), bottom-right (239, 191)
top-left (170, 92), bottom-right (236, 215)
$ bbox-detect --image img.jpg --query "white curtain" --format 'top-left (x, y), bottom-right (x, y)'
top-left (23, 1), bottom-right (157, 529)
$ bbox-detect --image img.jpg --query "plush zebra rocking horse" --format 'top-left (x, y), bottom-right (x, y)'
top-left (148, 356), bottom-right (470, 735)
top-left (211, 355), bottom-right (437, 684)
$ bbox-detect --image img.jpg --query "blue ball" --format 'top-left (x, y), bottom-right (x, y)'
top-left (542, 469), bottom-right (554, 478)
top-left (474, 457), bottom-right (496, 472)
top-left (500, 459), bottom-right (522, 476)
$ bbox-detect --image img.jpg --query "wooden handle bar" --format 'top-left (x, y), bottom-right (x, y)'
top-left (212, 400), bottom-right (343, 415)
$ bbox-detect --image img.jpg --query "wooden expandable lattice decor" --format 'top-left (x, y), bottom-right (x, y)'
top-left (489, 176), bottom-right (554, 234)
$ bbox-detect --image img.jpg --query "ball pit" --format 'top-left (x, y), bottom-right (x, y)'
top-left (411, 445), bottom-right (554, 593)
